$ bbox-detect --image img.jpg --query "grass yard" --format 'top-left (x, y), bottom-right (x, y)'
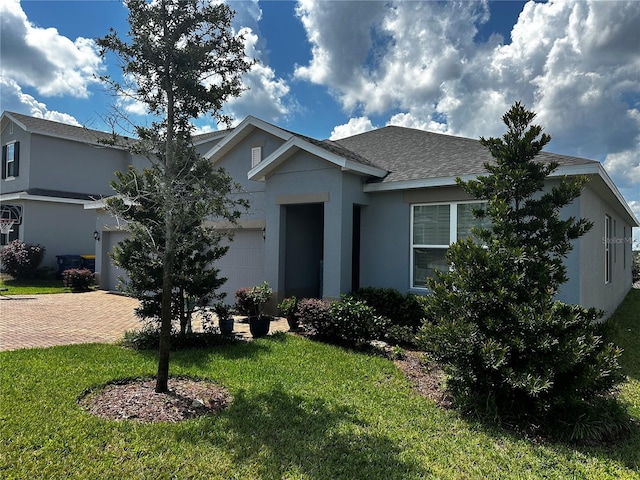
top-left (0, 289), bottom-right (638, 479)
top-left (0, 276), bottom-right (72, 295)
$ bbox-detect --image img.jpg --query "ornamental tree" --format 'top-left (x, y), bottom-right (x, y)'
top-left (98, 0), bottom-right (253, 393)
top-left (419, 102), bottom-right (627, 442)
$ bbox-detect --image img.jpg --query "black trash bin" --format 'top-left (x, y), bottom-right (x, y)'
top-left (81, 254), bottom-right (96, 272)
top-left (56, 255), bottom-right (83, 279)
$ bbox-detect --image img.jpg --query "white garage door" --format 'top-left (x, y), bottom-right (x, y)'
top-left (104, 231), bottom-right (130, 292)
top-left (217, 229), bottom-right (265, 304)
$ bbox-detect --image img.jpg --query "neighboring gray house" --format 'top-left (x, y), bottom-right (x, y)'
top-left (0, 111), bottom-right (227, 271)
top-left (91, 116), bottom-right (638, 319)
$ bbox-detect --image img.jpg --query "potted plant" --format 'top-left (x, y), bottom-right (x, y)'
top-left (213, 303), bottom-right (235, 335)
top-left (245, 281), bottom-right (272, 338)
top-left (278, 296), bottom-right (299, 330)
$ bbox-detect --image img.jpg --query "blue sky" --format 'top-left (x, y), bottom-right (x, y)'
top-left (1, 0), bottom-right (639, 242)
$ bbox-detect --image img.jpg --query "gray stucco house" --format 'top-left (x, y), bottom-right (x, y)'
top-left (89, 115), bottom-right (638, 319)
top-left (0, 111), bottom-right (226, 270)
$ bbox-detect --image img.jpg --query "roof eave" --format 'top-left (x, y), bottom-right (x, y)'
top-left (248, 137), bottom-right (387, 181)
top-left (204, 116), bottom-right (293, 162)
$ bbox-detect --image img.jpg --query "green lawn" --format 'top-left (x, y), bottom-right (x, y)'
top-left (1, 291), bottom-right (639, 479)
top-left (0, 277), bottom-right (72, 295)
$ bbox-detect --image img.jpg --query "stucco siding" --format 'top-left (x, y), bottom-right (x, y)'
top-left (579, 185), bottom-right (633, 318)
top-left (1, 124), bottom-right (31, 192)
top-left (28, 134), bottom-right (128, 196)
top-left (22, 200), bottom-right (95, 269)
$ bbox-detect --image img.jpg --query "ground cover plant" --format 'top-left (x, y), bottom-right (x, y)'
top-left (1, 311), bottom-right (639, 479)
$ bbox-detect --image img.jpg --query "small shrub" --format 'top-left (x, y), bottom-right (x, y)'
top-left (277, 296), bottom-right (298, 317)
top-left (62, 269), bottom-right (94, 291)
top-left (235, 282), bottom-right (272, 317)
top-left (296, 298), bottom-right (333, 336)
top-left (329, 296), bottom-right (389, 343)
top-left (353, 287), bottom-right (427, 345)
top-left (0, 240), bottom-right (46, 279)
top-left (234, 288), bottom-right (252, 316)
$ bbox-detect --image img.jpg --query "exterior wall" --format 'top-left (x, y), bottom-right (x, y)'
top-left (263, 150), bottom-right (369, 300)
top-left (28, 134), bottom-right (129, 196)
top-left (360, 185), bottom-right (474, 293)
top-left (1, 123), bottom-right (31, 192)
top-left (579, 185), bottom-right (633, 318)
top-left (22, 199), bottom-right (96, 269)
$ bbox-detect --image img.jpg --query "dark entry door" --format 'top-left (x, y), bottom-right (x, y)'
top-left (284, 204), bottom-right (324, 298)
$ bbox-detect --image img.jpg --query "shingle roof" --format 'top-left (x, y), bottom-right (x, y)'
top-left (331, 126), bottom-right (597, 184)
top-left (4, 111), bottom-right (226, 148)
top-left (5, 111), bottom-right (133, 147)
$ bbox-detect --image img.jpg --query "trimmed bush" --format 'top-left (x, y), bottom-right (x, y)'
top-left (0, 240), bottom-right (46, 279)
top-left (62, 269), bottom-right (94, 291)
top-left (296, 298), bottom-right (333, 336)
top-left (353, 287), bottom-right (427, 345)
top-left (329, 296), bottom-right (389, 343)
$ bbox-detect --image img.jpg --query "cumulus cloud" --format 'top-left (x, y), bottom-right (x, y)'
top-left (296, 0), bottom-right (639, 215)
top-left (0, 0), bottom-right (103, 99)
top-left (0, 77), bottom-right (81, 125)
top-left (329, 117), bottom-right (376, 140)
top-left (223, 27), bottom-right (291, 126)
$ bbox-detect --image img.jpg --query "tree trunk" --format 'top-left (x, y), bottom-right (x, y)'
top-left (156, 4), bottom-right (175, 393)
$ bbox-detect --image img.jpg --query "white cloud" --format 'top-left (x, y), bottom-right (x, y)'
top-left (0, 77), bottom-right (81, 125)
top-left (329, 117), bottom-right (376, 140)
top-left (223, 27), bottom-right (291, 125)
top-left (0, 0), bottom-right (103, 99)
top-left (299, 0), bottom-right (640, 219)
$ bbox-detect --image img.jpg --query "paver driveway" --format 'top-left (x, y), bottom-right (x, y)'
top-left (0, 291), bottom-right (290, 351)
top-left (0, 291), bottom-right (141, 351)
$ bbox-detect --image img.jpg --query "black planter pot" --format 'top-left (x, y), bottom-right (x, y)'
top-left (218, 317), bottom-right (234, 335)
top-left (286, 315), bottom-right (299, 331)
top-left (249, 315), bottom-right (270, 338)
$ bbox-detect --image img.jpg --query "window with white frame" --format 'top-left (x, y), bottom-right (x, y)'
top-left (604, 214), bottom-right (612, 284)
top-left (411, 202), bottom-right (489, 288)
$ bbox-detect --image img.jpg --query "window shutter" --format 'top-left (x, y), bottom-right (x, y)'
top-left (1, 145), bottom-right (6, 179)
top-left (13, 142), bottom-right (19, 177)
top-left (251, 147), bottom-right (262, 168)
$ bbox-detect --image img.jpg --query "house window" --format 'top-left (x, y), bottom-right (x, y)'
top-left (411, 202), bottom-right (488, 288)
top-left (605, 214), bottom-right (612, 284)
top-left (2, 142), bottom-right (19, 179)
top-left (251, 147), bottom-right (262, 169)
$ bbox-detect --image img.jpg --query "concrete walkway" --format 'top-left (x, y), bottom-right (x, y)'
top-left (0, 291), bottom-right (289, 352)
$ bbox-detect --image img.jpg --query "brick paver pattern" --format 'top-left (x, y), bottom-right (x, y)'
top-left (0, 291), bottom-right (140, 351)
top-left (0, 291), bottom-right (289, 351)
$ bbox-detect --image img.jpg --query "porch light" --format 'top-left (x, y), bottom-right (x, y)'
top-left (93, 230), bottom-right (100, 241)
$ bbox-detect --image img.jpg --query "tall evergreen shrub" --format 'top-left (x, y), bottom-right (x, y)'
top-left (419, 102), bottom-right (628, 442)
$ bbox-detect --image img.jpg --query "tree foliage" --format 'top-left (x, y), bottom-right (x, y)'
top-left (108, 146), bottom-right (247, 334)
top-left (98, 0), bottom-right (253, 392)
top-left (419, 103), bottom-right (627, 442)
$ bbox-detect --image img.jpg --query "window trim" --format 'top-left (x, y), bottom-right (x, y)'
top-left (2, 142), bottom-right (19, 179)
top-left (410, 200), bottom-right (487, 289)
top-left (251, 146), bottom-right (262, 169)
top-left (604, 214), bottom-right (612, 284)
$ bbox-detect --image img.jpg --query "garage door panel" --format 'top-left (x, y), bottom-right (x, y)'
top-left (217, 229), bottom-right (264, 303)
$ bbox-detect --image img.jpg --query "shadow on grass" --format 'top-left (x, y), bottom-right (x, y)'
top-left (127, 335), bottom-right (281, 369)
top-left (176, 386), bottom-right (424, 479)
